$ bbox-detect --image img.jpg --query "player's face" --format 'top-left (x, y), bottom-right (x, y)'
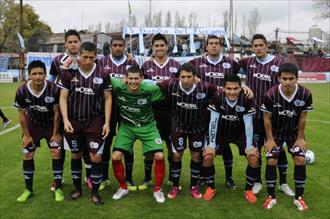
top-left (28, 67), bottom-right (46, 87)
top-left (279, 72), bottom-right (298, 93)
top-left (152, 40), bottom-right (168, 58)
top-left (126, 72), bottom-right (143, 93)
top-left (206, 38), bottom-right (221, 57)
top-left (252, 39), bottom-right (267, 58)
top-left (79, 50), bottom-right (96, 72)
top-left (65, 35), bottom-right (81, 55)
top-left (224, 81), bottom-right (241, 101)
top-left (179, 70), bottom-right (195, 90)
top-left (111, 40), bottom-right (125, 58)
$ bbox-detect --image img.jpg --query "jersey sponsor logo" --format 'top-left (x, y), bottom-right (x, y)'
top-left (235, 105), bottom-right (245, 112)
top-left (146, 68), bottom-right (154, 72)
top-left (155, 138), bottom-right (162, 145)
top-left (249, 64), bottom-right (257, 68)
top-left (278, 110), bottom-right (297, 117)
top-left (221, 114), bottom-right (238, 121)
top-left (294, 100), bottom-right (305, 107)
top-left (205, 72), bottom-right (224, 78)
top-left (199, 63), bottom-right (208, 68)
top-left (122, 105), bottom-right (140, 113)
top-left (273, 103), bottom-right (282, 107)
top-left (222, 62), bottom-right (231, 69)
top-left (192, 141), bottom-right (203, 148)
top-left (137, 98), bottom-right (147, 105)
top-left (169, 67), bottom-right (178, 73)
top-left (25, 98), bottom-right (32, 103)
top-left (253, 73), bottom-right (271, 81)
top-left (89, 142), bottom-right (99, 149)
top-left (93, 77), bottom-right (103, 84)
top-left (171, 92), bottom-right (180, 97)
top-left (151, 75), bottom-right (171, 81)
top-left (177, 102), bottom-right (198, 109)
top-left (271, 65), bottom-right (279, 72)
top-left (196, 92), bottom-right (206, 99)
top-left (29, 104), bottom-right (49, 112)
top-left (75, 87), bottom-right (95, 95)
top-left (110, 73), bottom-right (125, 79)
top-left (45, 96), bottom-right (55, 103)
top-left (117, 96), bottom-right (127, 102)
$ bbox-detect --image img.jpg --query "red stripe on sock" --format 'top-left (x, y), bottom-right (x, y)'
top-left (112, 160), bottom-right (127, 189)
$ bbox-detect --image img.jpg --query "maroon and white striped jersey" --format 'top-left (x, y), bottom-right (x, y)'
top-left (49, 54), bottom-right (65, 79)
top-left (189, 55), bottom-right (241, 87)
top-left (208, 89), bottom-right (255, 139)
top-left (142, 58), bottom-right (180, 110)
top-left (158, 79), bottom-right (217, 133)
top-left (57, 64), bottom-right (111, 121)
top-left (240, 55), bottom-right (282, 119)
top-left (14, 80), bottom-right (59, 127)
top-left (261, 84), bottom-right (313, 139)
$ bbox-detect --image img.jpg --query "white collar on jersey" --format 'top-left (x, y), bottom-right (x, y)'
top-left (255, 54), bottom-right (275, 65)
top-left (27, 80), bottom-right (47, 98)
top-left (110, 54), bottom-right (127, 67)
top-left (225, 97), bottom-right (238, 108)
top-left (78, 63), bottom-right (96, 79)
top-left (153, 57), bottom-right (170, 69)
top-left (206, 54), bottom-right (223, 65)
top-left (279, 83), bottom-right (298, 103)
top-left (179, 81), bottom-right (196, 95)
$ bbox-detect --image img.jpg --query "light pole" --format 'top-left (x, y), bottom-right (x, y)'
top-left (19, 0), bottom-right (25, 81)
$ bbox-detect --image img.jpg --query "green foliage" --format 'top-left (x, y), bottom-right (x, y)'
top-left (0, 83), bottom-right (329, 219)
top-left (0, 0), bottom-right (52, 53)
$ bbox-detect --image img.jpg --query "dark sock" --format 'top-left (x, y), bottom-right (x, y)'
top-left (294, 164), bottom-right (306, 199)
top-left (190, 160), bottom-right (201, 187)
top-left (222, 146), bottom-right (233, 180)
top-left (83, 150), bottom-right (91, 178)
top-left (202, 165), bottom-right (215, 189)
top-left (278, 150), bottom-right (288, 185)
top-left (265, 164), bottom-right (277, 198)
top-left (171, 160), bottom-right (182, 187)
top-left (23, 159), bottom-right (35, 192)
top-left (144, 158), bottom-right (153, 181)
top-left (245, 165), bottom-right (257, 190)
top-left (71, 158), bottom-right (82, 191)
top-left (52, 158), bottom-right (63, 189)
top-left (102, 136), bottom-right (112, 180)
top-left (167, 155), bottom-right (173, 181)
top-left (91, 162), bottom-right (103, 195)
top-left (124, 150), bottom-right (134, 181)
top-left (60, 147), bottom-right (66, 168)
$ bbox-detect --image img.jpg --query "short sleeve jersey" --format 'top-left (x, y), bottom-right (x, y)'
top-left (49, 54), bottom-right (66, 80)
top-left (208, 89), bottom-right (256, 139)
top-left (189, 56), bottom-right (241, 87)
top-left (158, 79), bottom-right (217, 133)
top-left (239, 55), bottom-right (282, 119)
top-left (57, 64), bottom-right (111, 121)
top-left (14, 80), bottom-right (59, 127)
top-left (261, 84), bottom-right (313, 139)
top-left (111, 78), bottom-right (165, 127)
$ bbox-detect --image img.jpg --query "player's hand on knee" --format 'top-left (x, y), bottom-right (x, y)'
top-left (294, 138), bottom-right (307, 151)
top-left (102, 123), bottom-right (110, 140)
top-left (203, 145), bottom-right (215, 159)
top-left (246, 147), bottom-right (259, 159)
top-left (22, 135), bottom-right (33, 148)
top-left (50, 133), bottom-right (62, 145)
top-left (264, 140), bottom-right (277, 153)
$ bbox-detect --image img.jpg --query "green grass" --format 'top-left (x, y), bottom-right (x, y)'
top-left (0, 83), bottom-right (329, 219)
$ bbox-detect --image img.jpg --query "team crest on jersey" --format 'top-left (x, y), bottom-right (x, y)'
top-left (155, 138), bottom-right (162, 144)
top-left (25, 98), bottom-right (32, 103)
top-left (294, 100), bottom-right (305, 106)
top-left (192, 141), bottom-right (203, 148)
top-left (147, 68), bottom-right (154, 72)
top-left (196, 92), bottom-right (206, 99)
top-left (222, 63), bottom-right (231, 69)
top-left (271, 65), bottom-right (279, 72)
top-left (45, 96), bottom-right (55, 103)
top-left (93, 77), bottom-right (103, 84)
top-left (169, 67), bottom-right (178, 73)
top-left (137, 98), bottom-right (147, 105)
top-left (273, 103), bottom-right (282, 107)
top-left (71, 77), bottom-right (79, 83)
top-left (104, 65), bottom-right (111, 70)
top-left (89, 142), bottom-right (99, 149)
top-left (171, 92), bottom-right (180, 97)
top-left (199, 63), bottom-right (208, 68)
top-left (235, 105), bottom-right (245, 112)
top-left (249, 64), bottom-right (257, 68)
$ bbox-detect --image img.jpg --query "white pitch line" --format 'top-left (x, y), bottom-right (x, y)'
top-left (308, 119), bottom-right (330, 124)
top-left (0, 124), bottom-right (20, 136)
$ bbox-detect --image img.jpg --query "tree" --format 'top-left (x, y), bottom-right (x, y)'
top-left (0, 0), bottom-right (52, 53)
top-left (174, 11), bottom-right (185, 27)
top-left (241, 13), bottom-right (247, 37)
top-left (188, 12), bottom-right (198, 28)
top-left (247, 8), bottom-right (261, 39)
top-left (313, 0), bottom-right (330, 20)
top-left (222, 10), bottom-right (229, 31)
top-left (165, 11), bottom-right (172, 27)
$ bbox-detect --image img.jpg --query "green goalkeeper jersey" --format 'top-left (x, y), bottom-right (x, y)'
top-left (111, 78), bottom-right (165, 127)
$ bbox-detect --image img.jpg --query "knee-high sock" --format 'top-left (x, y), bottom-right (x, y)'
top-left (190, 160), bottom-right (201, 187)
top-left (278, 150), bottom-right (288, 185)
top-left (154, 159), bottom-right (165, 192)
top-left (52, 158), bottom-right (63, 189)
top-left (245, 165), bottom-right (258, 190)
top-left (71, 158), bottom-right (82, 191)
top-left (222, 147), bottom-right (233, 180)
top-left (83, 149), bottom-right (91, 178)
top-left (112, 159), bottom-right (127, 189)
top-left (102, 136), bottom-right (113, 180)
top-left (202, 165), bottom-right (215, 189)
top-left (294, 164), bottom-right (306, 199)
top-left (265, 164), bottom-right (277, 198)
top-left (171, 160), bottom-right (182, 187)
top-left (91, 162), bottom-right (103, 195)
top-left (23, 159), bottom-right (35, 192)
top-left (123, 150), bottom-right (134, 181)
top-left (144, 158), bottom-right (153, 181)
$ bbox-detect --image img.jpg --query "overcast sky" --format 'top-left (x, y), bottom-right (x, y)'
top-left (24, 0), bottom-right (329, 41)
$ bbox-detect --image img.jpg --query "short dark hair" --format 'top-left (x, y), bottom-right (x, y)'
top-left (152, 33), bottom-right (168, 46)
top-left (278, 63), bottom-right (299, 78)
top-left (178, 63), bottom-right (197, 76)
top-left (110, 36), bottom-right (125, 45)
top-left (80, 42), bottom-right (97, 55)
top-left (65, 29), bottom-right (81, 42)
top-left (224, 74), bottom-right (241, 87)
top-left (28, 60), bottom-right (46, 75)
top-left (127, 66), bottom-right (143, 77)
top-left (252, 34), bottom-right (267, 45)
top-left (206, 35), bottom-right (223, 45)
